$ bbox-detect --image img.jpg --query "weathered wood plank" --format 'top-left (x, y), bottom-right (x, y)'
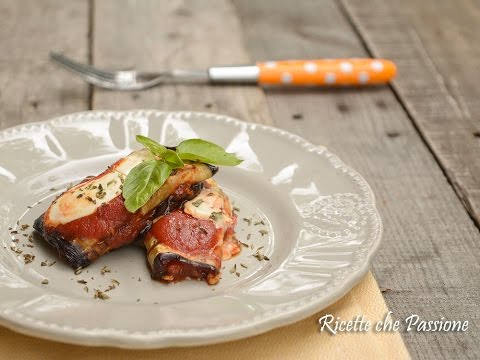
top-left (0, 0), bottom-right (90, 130)
top-left (340, 0), bottom-right (480, 228)
top-left (232, 0), bottom-right (480, 359)
top-left (92, 0), bottom-right (270, 124)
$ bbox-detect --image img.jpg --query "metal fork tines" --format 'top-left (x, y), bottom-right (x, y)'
top-left (50, 52), bottom-right (208, 90)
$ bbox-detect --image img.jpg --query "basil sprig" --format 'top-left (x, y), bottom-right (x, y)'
top-left (136, 135), bottom-right (184, 169)
top-left (122, 135), bottom-right (242, 212)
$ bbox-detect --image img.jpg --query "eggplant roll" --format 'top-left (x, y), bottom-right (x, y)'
top-left (34, 149), bottom-right (218, 269)
top-left (145, 179), bottom-right (241, 285)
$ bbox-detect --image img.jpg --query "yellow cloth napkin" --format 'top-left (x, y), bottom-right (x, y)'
top-left (0, 272), bottom-right (410, 360)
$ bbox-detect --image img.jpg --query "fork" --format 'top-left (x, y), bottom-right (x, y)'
top-left (50, 52), bottom-right (396, 91)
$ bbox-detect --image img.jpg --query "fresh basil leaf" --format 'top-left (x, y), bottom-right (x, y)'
top-left (123, 160), bottom-right (172, 213)
top-left (137, 135), bottom-right (184, 168)
top-left (136, 135), bottom-right (168, 157)
top-left (177, 139), bottom-right (242, 166)
top-left (163, 149), bottom-right (184, 169)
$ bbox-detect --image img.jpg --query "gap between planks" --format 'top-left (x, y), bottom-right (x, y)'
top-left (87, 0), bottom-right (94, 110)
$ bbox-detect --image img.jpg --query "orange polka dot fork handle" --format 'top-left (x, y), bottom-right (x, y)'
top-left (207, 59), bottom-right (397, 86)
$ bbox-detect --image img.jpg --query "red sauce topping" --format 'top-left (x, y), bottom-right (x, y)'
top-left (151, 211), bottom-right (221, 258)
top-left (51, 196), bottom-right (132, 239)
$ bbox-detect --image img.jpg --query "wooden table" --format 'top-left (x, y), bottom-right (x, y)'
top-left (1, 1), bottom-right (479, 358)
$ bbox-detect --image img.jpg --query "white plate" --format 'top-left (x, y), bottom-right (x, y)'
top-left (0, 110), bottom-right (382, 348)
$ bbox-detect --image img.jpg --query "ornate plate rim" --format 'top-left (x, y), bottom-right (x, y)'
top-left (0, 110), bottom-right (383, 348)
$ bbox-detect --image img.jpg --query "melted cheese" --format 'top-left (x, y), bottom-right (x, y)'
top-left (47, 149), bottom-right (152, 226)
top-left (114, 149), bottom-right (154, 175)
top-left (183, 179), bottom-right (234, 230)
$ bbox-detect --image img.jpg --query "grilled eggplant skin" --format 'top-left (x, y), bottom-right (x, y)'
top-left (33, 149), bottom-right (217, 269)
top-left (34, 214), bottom-right (89, 268)
top-left (151, 252), bottom-right (218, 284)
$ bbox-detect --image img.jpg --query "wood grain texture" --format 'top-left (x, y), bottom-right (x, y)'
top-left (232, 0), bottom-right (480, 359)
top-left (0, 0), bottom-right (89, 130)
top-left (91, 0), bottom-right (271, 124)
top-left (0, 0), bottom-right (477, 358)
top-left (340, 0), bottom-right (480, 228)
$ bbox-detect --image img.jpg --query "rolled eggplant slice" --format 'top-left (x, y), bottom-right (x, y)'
top-left (145, 179), bottom-right (241, 285)
top-left (34, 149), bottom-right (217, 269)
